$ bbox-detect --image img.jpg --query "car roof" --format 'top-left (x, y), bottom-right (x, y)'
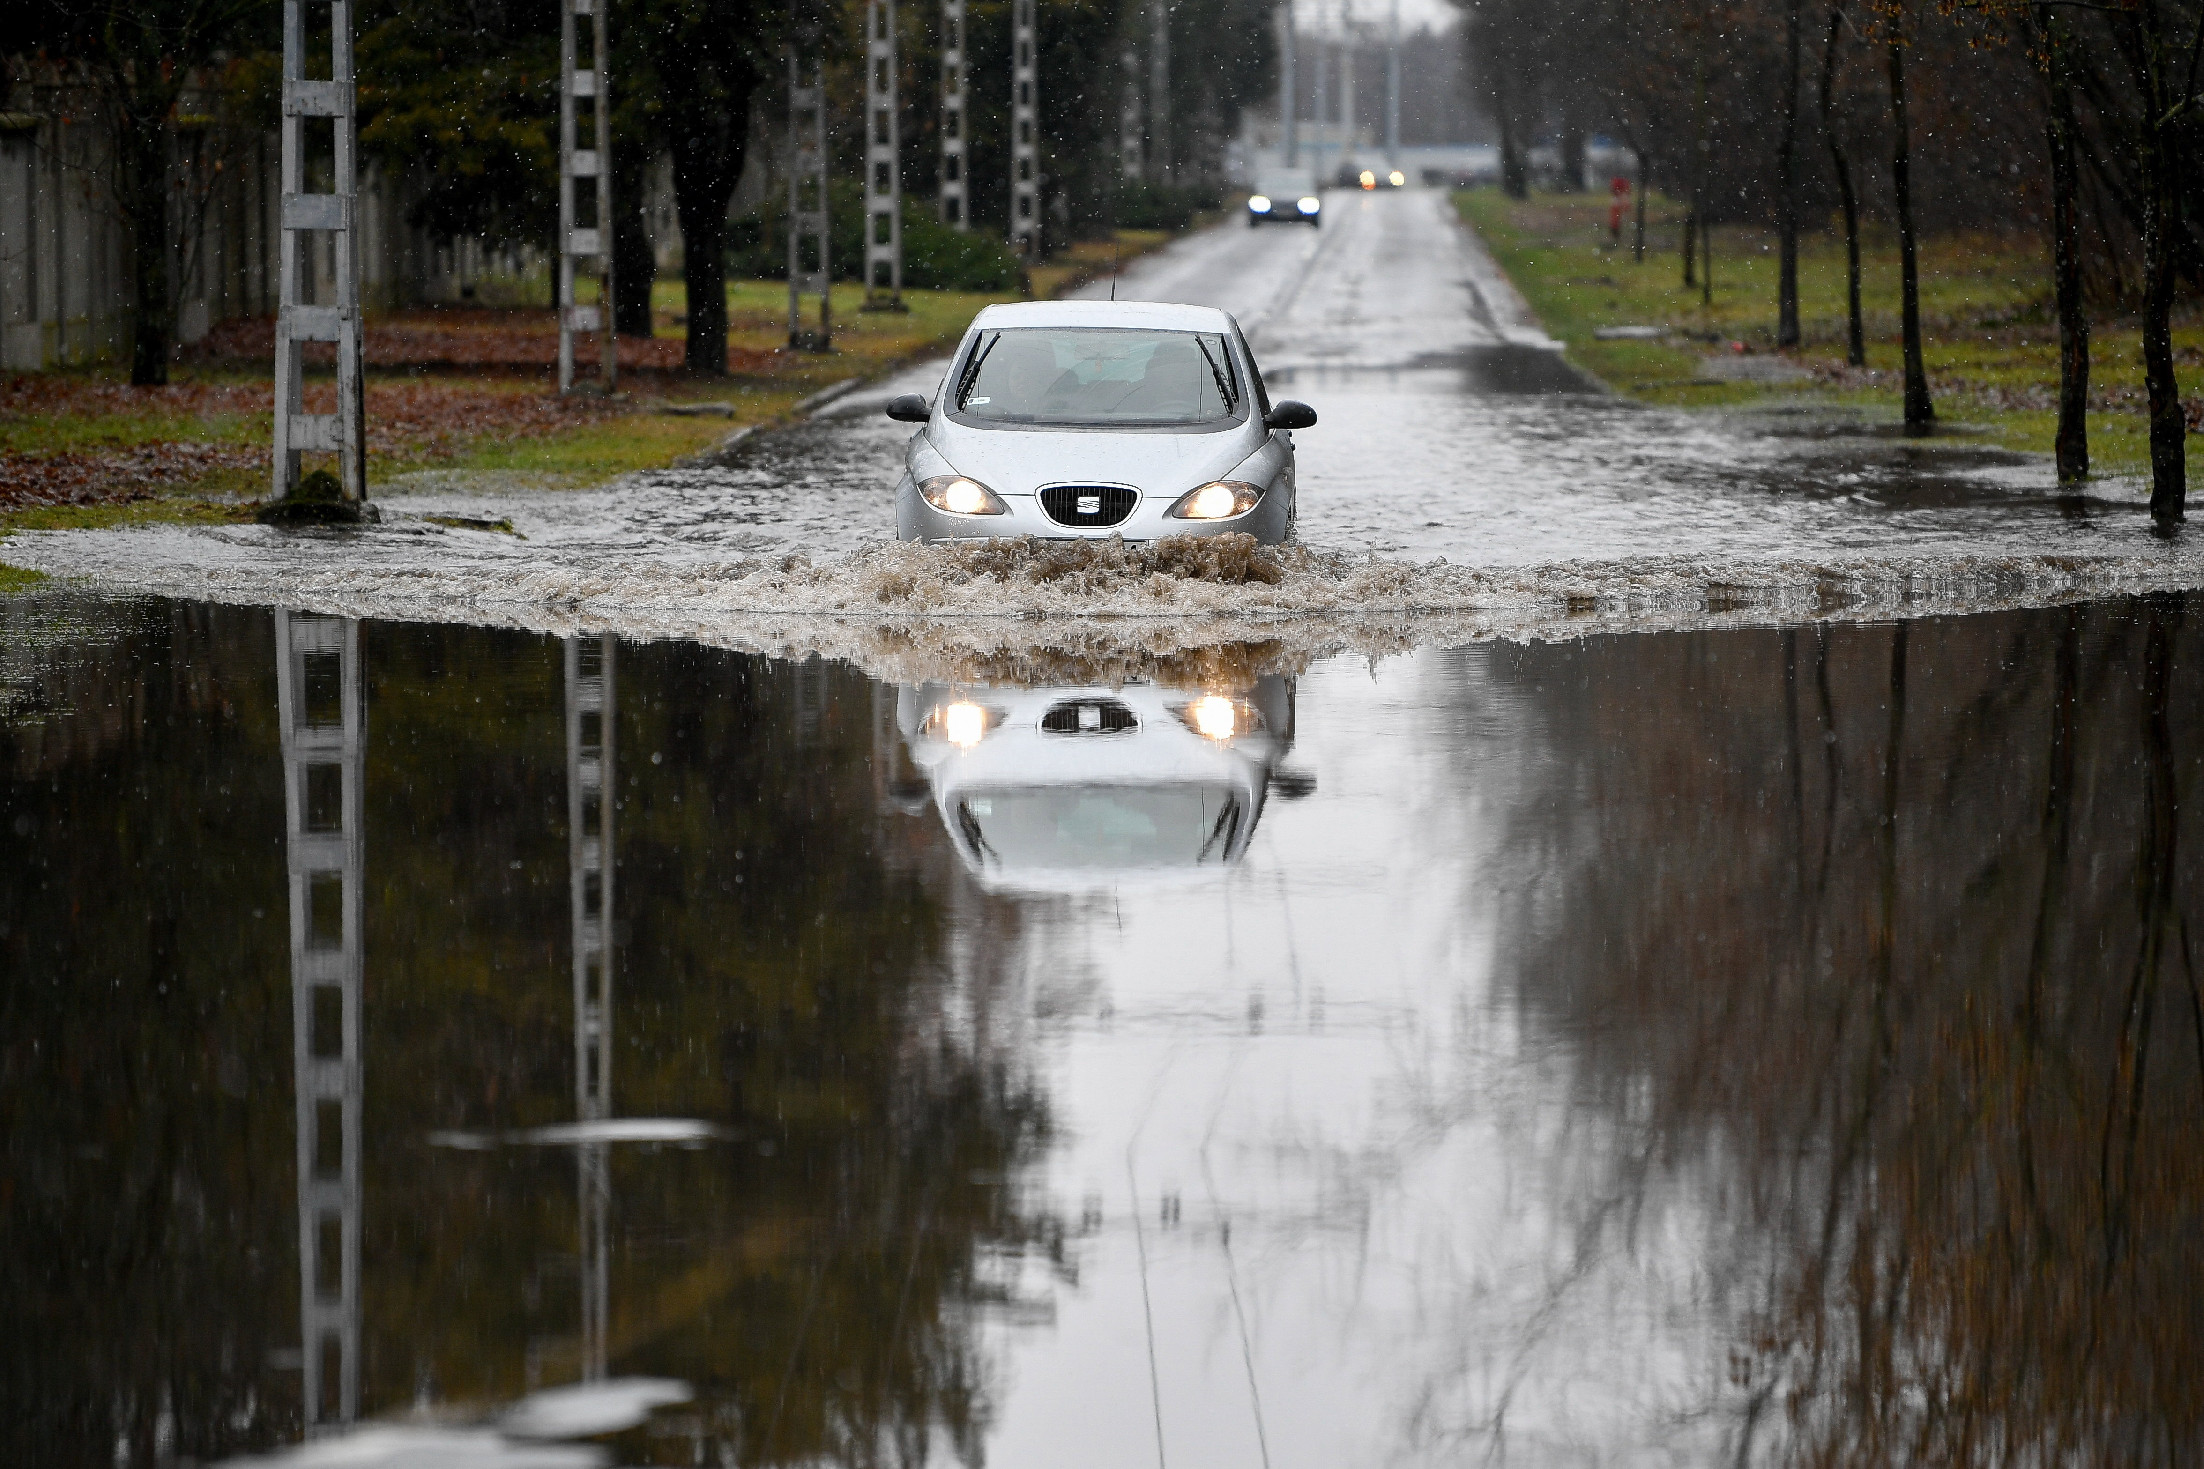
top-left (969, 300), bottom-right (1243, 335)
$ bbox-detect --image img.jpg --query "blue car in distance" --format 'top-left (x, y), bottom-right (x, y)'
top-left (1245, 170), bottom-right (1321, 228)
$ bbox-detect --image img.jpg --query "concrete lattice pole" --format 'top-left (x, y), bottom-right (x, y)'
top-left (940, 0), bottom-right (969, 228)
top-left (865, 0), bottom-right (904, 305)
top-left (786, 56), bottom-right (832, 349)
top-left (274, 0), bottom-right (365, 504)
top-left (1146, 0), bottom-right (1170, 184)
top-left (558, 0), bottom-right (616, 393)
top-left (1385, 0), bottom-right (1400, 172)
top-left (565, 636), bottom-right (615, 1385)
top-left (1310, 15), bottom-right (1327, 182)
top-left (1119, 43), bottom-right (1144, 181)
top-left (278, 612), bottom-right (364, 1433)
top-left (1338, 1), bottom-right (1355, 173)
top-left (1010, 0), bottom-right (1040, 254)
top-left (1279, 0), bottom-right (1297, 168)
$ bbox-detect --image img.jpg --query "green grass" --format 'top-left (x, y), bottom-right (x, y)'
top-left (442, 388), bottom-right (807, 480)
top-left (0, 563), bottom-right (50, 592)
top-left (1457, 188), bottom-right (2204, 479)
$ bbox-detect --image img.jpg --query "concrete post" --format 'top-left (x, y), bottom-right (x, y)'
top-left (864, 0), bottom-right (904, 306)
top-left (1385, 0), bottom-right (1400, 172)
top-left (1146, 0), bottom-right (1170, 184)
top-left (565, 636), bottom-right (615, 1383)
top-left (1280, 1), bottom-right (1297, 169)
top-left (787, 56), bottom-right (832, 350)
top-left (1010, 0), bottom-right (1040, 255)
top-left (559, 0), bottom-right (616, 392)
top-left (1119, 44), bottom-right (1144, 181)
top-left (940, 0), bottom-right (969, 228)
top-left (278, 611), bottom-right (364, 1433)
top-left (274, 0), bottom-right (365, 504)
top-left (1338, 7), bottom-right (1355, 174)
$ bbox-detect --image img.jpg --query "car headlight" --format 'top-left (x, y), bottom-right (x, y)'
top-left (917, 475), bottom-right (1008, 516)
top-left (1297, 196), bottom-right (1320, 214)
top-left (1165, 480), bottom-right (1264, 521)
top-left (1176, 696), bottom-right (1263, 741)
top-left (1248, 194), bottom-right (1272, 213)
top-left (1359, 170), bottom-right (1375, 189)
top-left (926, 701), bottom-right (1000, 748)
top-left (1388, 170), bottom-right (1405, 187)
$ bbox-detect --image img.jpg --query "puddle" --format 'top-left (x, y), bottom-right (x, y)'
top-left (4, 591), bottom-right (2201, 1465)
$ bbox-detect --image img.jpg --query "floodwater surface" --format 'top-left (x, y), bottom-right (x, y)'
top-left (5, 590), bottom-right (2202, 1467)
top-left (6, 190), bottom-right (2202, 642)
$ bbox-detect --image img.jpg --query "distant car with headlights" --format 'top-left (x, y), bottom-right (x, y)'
top-left (895, 676), bottom-right (1308, 893)
top-left (884, 299), bottom-right (1316, 545)
top-left (1246, 170), bottom-right (1321, 227)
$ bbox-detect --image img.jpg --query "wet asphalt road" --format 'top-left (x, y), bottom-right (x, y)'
top-left (822, 186), bottom-right (2169, 566)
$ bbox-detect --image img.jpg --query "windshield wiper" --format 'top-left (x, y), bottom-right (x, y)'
top-left (1196, 337), bottom-right (1238, 411)
top-left (955, 333), bottom-right (1001, 410)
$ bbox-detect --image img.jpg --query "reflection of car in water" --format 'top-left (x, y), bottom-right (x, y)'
top-left (896, 677), bottom-right (1310, 892)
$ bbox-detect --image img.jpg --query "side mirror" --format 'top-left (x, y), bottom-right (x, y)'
top-left (884, 393), bottom-right (932, 423)
top-left (1264, 400), bottom-right (1317, 430)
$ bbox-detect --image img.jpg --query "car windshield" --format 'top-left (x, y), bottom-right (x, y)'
top-left (1257, 175), bottom-right (1316, 197)
top-left (954, 785), bottom-right (1244, 870)
top-left (953, 328), bottom-right (1242, 426)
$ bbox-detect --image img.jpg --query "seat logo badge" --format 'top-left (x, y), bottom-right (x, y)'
top-left (1077, 494), bottom-right (1100, 515)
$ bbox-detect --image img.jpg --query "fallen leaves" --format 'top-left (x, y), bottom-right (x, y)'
top-left (2, 372), bottom-right (647, 509)
top-left (188, 308), bottom-right (783, 374)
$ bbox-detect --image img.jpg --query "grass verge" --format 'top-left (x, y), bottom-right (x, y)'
top-left (1457, 188), bottom-right (2204, 480)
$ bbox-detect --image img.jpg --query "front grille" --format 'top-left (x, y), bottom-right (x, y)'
top-left (1040, 484), bottom-right (1137, 528)
top-left (1040, 698), bottom-right (1139, 736)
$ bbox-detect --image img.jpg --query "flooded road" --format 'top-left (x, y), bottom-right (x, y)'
top-left (5, 189), bottom-right (2201, 642)
top-left (6, 590), bottom-right (2202, 1466)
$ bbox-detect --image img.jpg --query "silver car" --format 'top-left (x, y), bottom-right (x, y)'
top-left (885, 300), bottom-right (1317, 545)
top-left (894, 675), bottom-right (1309, 895)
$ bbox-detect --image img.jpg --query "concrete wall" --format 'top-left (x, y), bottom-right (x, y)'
top-left (0, 72), bottom-right (547, 370)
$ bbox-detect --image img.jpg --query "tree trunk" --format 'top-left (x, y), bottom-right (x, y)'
top-left (1821, 6), bottom-right (1865, 367)
top-left (1683, 207), bottom-right (1697, 287)
top-left (2038, 8), bottom-right (2089, 483)
top-left (664, 93), bottom-right (751, 375)
top-left (1887, 37), bottom-right (1933, 432)
top-left (612, 141), bottom-right (657, 339)
top-left (1497, 80), bottom-right (1528, 200)
top-left (2134, 0), bottom-right (2185, 520)
top-left (118, 102), bottom-right (174, 387)
top-left (1701, 198), bottom-right (1713, 307)
top-left (1633, 150), bottom-right (1647, 262)
top-left (1559, 123), bottom-right (1587, 193)
top-left (671, 153), bottom-right (731, 375)
top-left (1776, 0), bottom-right (1803, 349)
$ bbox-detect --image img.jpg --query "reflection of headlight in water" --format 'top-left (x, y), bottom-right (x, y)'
top-left (1189, 696), bottom-right (1238, 740)
top-left (943, 702), bottom-right (988, 748)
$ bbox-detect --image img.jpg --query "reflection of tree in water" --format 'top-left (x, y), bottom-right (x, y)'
top-left (1479, 597), bottom-right (2204, 1463)
top-left (0, 610), bottom-right (1052, 1467)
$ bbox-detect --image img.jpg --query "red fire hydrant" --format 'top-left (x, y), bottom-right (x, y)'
top-left (1608, 176), bottom-right (1631, 244)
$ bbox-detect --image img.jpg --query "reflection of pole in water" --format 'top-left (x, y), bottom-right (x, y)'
top-left (277, 612), bottom-right (364, 1431)
top-left (566, 636), bottom-right (615, 1381)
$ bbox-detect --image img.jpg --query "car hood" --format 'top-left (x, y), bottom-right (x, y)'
top-left (922, 419), bottom-right (1264, 498)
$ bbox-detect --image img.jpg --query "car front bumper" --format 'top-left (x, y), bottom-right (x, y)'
top-left (895, 473), bottom-right (1293, 545)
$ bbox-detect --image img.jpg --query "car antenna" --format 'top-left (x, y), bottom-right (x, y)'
top-left (1109, 239), bottom-right (1119, 301)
